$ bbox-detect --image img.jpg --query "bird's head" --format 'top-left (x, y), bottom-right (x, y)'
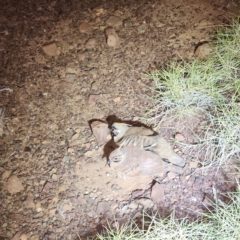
top-left (108, 148), bottom-right (125, 166)
top-left (110, 122), bottom-right (131, 142)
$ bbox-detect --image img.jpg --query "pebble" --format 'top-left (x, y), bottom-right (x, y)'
top-left (91, 121), bottom-right (110, 146)
top-left (77, 51), bottom-right (86, 61)
top-left (30, 235), bottom-right (39, 240)
top-left (113, 97), bottom-right (121, 102)
top-left (189, 161), bottom-right (200, 169)
top-left (65, 73), bottom-right (76, 82)
top-left (175, 133), bottom-right (185, 142)
top-left (85, 38), bottom-right (96, 49)
top-left (62, 203), bottom-right (72, 212)
top-left (24, 193), bottom-right (35, 209)
top-left (2, 170), bottom-right (11, 180)
top-left (62, 156), bottom-right (71, 162)
top-left (42, 43), bottom-right (60, 56)
top-left (35, 202), bottom-right (42, 212)
top-left (194, 42), bottom-right (212, 59)
top-left (79, 22), bottom-right (92, 33)
top-left (105, 28), bottom-right (120, 47)
top-left (87, 94), bottom-right (99, 103)
top-left (137, 22), bottom-right (147, 33)
top-left (96, 201), bottom-right (110, 214)
top-left (19, 233), bottom-right (28, 240)
top-left (106, 16), bottom-right (122, 27)
top-left (6, 175), bottom-right (24, 194)
top-left (52, 174), bottom-right (58, 181)
top-left (87, 198), bottom-right (94, 204)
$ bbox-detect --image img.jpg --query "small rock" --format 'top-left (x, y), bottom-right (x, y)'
top-left (65, 73), bottom-right (76, 82)
top-left (85, 142), bottom-right (91, 148)
top-left (6, 175), bottom-right (24, 194)
top-left (2, 170), bottom-right (11, 180)
top-left (105, 28), bottom-right (120, 47)
top-left (42, 43), bottom-right (60, 56)
top-left (67, 148), bottom-right (75, 153)
top-left (11, 231), bottom-right (22, 240)
top-left (71, 133), bottom-right (79, 141)
top-left (113, 97), bottom-right (121, 102)
top-left (106, 16), bottom-right (122, 27)
top-left (42, 181), bottom-right (53, 192)
top-left (77, 51), bottom-right (86, 61)
top-left (36, 202), bottom-right (42, 212)
top-left (189, 161), bottom-right (200, 168)
top-left (85, 38), bottom-right (96, 49)
top-left (24, 193), bottom-right (35, 209)
top-left (30, 235), bottom-right (39, 240)
top-left (79, 22), bottom-right (92, 33)
top-left (93, 6), bottom-right (106, 16)
top-left (49, 207), bottom-right (56, 216)
top-left (62, 203), bottom-right (72, 212)
top-left (194, 43), bottom-right (213, 60)
top-left (84, 150), bottom-right (94, 157)
top-left (52, 174), bottom-right (58, 181)
top-left (87, 198), bottom-right (94, 205)
top-left (87, 94), bottom-right (99, 104)
top-left (19, 233), bottom-right (28, 240)
top-left (96, 201), bottom-right (110, 214)
top-left (185, 175), bottom-right (191, 180)
top-left (137, 22), bottom-right (147, 33)
top-left (91, 121), bottom-right (110, 146)
top-left (175, 133), bottom-right (185, 142)
top-left (62, 156), bottom-right (71, 162)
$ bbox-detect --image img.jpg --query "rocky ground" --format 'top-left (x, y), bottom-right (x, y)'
top-left (0, 0), bottom-right (239, 239)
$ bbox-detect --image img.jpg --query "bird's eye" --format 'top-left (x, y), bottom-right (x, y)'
top-left (111, 126), bottom-right (119, 136)
top-left (111, 126), bottom-right (116, 132)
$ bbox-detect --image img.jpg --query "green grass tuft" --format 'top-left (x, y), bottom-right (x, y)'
top-left (144, 18), bottom-right (240, 168)
top-left (98, 187), bottom-right (240, 240)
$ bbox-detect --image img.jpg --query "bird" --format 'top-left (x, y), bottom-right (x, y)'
top-left (108, 146), bottom-right (184, 180)
top-left (110, 122), bottom-right (186, 167)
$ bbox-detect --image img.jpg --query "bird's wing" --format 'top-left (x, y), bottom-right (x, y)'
top-left (118, 135), bottom-right (157, 149)
top-left (124, 126), bottom-right (154, 137)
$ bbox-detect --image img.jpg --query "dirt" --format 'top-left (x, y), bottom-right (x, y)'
top-left (0, 0), bottom-right (239, 239)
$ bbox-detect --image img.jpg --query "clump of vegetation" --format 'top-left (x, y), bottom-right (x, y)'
top-left (98, 186), bottom-right (240, 239)
top-left (145, 18), bottom-right (240, 168)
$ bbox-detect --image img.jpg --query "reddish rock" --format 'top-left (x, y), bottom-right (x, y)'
top-left (85, 38), bottom-right (96, 49)
top-left (96, 201), bottom-right (110, 214)
top-left (79, 22), bottom-right (92, 33)
top-left (91, 121), bottom-right (110, 146)
top-left (106, 16), bottom-right (122, 27)
top-left (87, 94), bottom-right (99, 103)
top-left (105, 28), bottom-right (120, 47)
top-left (6, 175), bottom-right (24, 194)
top-left (42, 43), bottom-right (60, 56)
